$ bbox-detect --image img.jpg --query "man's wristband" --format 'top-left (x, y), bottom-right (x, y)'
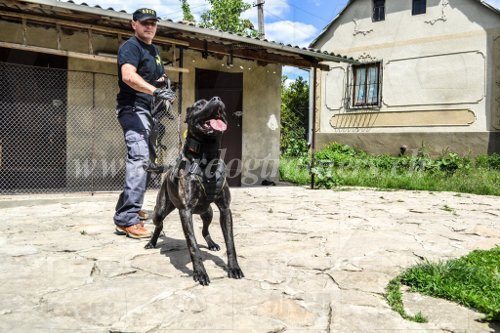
top-left (153, 88), bottom-right (161, 96)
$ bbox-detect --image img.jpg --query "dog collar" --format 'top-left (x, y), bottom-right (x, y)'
top-left (183, 135), bottom-right (221, 161)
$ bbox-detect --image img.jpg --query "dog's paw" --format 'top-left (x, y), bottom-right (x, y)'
top-left (144, 241), bottom-right (156, 249)
top-left (193, 269), bottom-right (210, 286)
top-left (207, 242), bottom-right (221, 251)
top-left (227, 266), bottom-right (244, 279)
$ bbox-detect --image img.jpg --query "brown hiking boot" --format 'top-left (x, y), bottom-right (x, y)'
top-left (138, 210), bottom-right (149, 220)
top-left (115, 223), bottom-right (151, 239)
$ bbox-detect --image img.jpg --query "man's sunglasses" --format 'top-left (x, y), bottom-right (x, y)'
top-left (138, 20), bottom-right (157, 27)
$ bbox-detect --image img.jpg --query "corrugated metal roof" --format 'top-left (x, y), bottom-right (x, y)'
top-left (45, 0), bottom-right (355, 65)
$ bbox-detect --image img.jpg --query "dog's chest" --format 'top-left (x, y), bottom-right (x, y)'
top-left (173, 158), bottom-right (226, 201)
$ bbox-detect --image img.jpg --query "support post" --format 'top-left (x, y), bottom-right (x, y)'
top-left (177, 47), bottom-right (185, 153)
top-left (310, 66), bottom-right (318, 189)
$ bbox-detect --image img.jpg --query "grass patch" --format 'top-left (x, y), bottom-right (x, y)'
top-left (385, 278), bottom-right (428, 322)
top-left (279, 143), bottom-right (500, 196)
top-left (385, 247), bottom-right (500, 322)
top-left (279, 157), bottom-right (310, 184)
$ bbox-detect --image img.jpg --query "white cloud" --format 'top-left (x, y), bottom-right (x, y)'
top-left (264, 20), bottom-right (318, 47)
top-left (241, 0), bottom-right (290, 22)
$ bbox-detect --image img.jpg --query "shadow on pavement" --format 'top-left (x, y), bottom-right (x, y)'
top-left (156, 235), bottom-right (227, 277)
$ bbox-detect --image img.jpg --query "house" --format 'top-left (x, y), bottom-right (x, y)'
top-left (0, 0), bottom-right (353, 193)
top-left (309, 0), bottom-right (500, 156)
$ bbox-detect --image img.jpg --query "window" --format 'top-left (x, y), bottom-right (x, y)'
top-left (373, 0), bottom-right (385, 22)
top-left (412, 0), bottom-right (426, 15)
top-left (352, 62), bottom-right (381, 107)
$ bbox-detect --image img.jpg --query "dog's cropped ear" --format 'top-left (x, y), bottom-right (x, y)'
top-left (185, 106), bottom-right (193, 123)
top-left (185, 99), bottom-right (208, 123)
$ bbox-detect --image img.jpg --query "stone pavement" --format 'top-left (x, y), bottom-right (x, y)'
top-left (0, 186), bottom-right (499, 333)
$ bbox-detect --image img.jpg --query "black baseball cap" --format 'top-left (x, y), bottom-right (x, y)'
top-left (133, 8), bottom-right (160, 22)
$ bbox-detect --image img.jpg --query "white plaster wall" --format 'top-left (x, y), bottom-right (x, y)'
top-left (314, 0), bottom-right (500, 134)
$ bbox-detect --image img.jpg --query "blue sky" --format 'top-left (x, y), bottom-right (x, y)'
top-left (66, 0), bottom-right (500, 81)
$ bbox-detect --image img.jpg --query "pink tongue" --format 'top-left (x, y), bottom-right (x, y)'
top-left (209, 119), bottom-right (227, 132)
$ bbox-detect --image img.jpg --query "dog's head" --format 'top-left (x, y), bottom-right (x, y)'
top-left (185, 97), bottom-right (227, 138)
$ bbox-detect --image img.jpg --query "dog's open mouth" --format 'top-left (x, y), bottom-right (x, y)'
top-left (187, 97), bottom-right (228, 136)
top-left (204, 118), bottom-right (227, 132)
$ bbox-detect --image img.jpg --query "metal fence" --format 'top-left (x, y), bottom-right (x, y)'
top-left (0, 61), bottom-right (180, 194)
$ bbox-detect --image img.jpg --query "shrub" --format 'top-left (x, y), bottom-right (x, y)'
top-left (432, 152), bottom-right (471, 174)
top-left (475, 153), bottom-right (500, 171)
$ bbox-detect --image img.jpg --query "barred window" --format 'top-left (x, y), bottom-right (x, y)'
top-left (412, 0), bottom-right (426, 15)
top-left (373, 0), bottom-right (385, 22)
top-left (352, 62), bottom-right (381, 107)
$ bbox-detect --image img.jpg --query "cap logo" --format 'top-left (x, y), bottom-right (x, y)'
top-left (140, 8), bottom-right (156, 16)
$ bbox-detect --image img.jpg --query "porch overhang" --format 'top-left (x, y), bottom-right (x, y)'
top-left (0, 0), bottom-right (356, 70)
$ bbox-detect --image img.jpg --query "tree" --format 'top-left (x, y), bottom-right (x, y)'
top-left (200, 0), bottom-right (259, 37)
top-left (280, 76), bottom-right (310, 157)
top-left (180, 0), bottom-right (195, 22)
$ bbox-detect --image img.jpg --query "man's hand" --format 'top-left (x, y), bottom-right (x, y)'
top-left (153, 88), bottom-right (176, 103)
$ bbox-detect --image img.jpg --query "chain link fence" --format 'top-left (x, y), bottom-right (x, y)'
top-left (0, 61), bottom-right (181, 194)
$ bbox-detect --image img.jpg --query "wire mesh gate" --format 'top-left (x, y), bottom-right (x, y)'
top-left (0, 61), bottom-right (181, 194)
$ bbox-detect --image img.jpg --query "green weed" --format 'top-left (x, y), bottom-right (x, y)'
top-left (386, 247), bottom-right (500, 322)
top-left (279, 143), bottom-right (500, 196)
top-left (385, 278), bottom-right (428, 323)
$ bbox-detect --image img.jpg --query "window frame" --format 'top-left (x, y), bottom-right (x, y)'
top-left (351, 62), bottom-right (382, 109)
top-left (412, 0), bottom-right (427, 15)
top-left (372, 0), bottom-right (385, 22)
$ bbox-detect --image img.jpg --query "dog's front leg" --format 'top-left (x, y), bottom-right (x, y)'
top-left (179, 209), bottom-right (210, 286)
top-left (218, 207), bottom-right (244, 279)
top-left (201, 206), bottom-right (221, 251)
top-left (145, 179), bottom-right (175, 249)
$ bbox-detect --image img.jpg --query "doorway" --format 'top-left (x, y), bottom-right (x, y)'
top-left (195, 69), bottom-right (243, 186)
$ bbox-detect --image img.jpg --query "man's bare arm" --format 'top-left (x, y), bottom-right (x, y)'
top-left (121, 63), bottom-right (156, 95)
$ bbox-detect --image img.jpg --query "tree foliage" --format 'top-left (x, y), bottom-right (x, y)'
top-left (200, 0), bottom-right (258, 36)
top-left (180, 0), bottom-right (195, 22)
top-left (280, 75), bottom-right (309, 157)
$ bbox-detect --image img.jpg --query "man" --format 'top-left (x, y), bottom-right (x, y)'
top-left (114, 8), bottom-right (176, 238)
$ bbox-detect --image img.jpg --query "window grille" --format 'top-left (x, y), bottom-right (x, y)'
top-left (347, 62), bottom-right (382, 109)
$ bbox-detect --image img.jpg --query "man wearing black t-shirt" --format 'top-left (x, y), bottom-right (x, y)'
top-left (114, 8), bottom-right (175, 238)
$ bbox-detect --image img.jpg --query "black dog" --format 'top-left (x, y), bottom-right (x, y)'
top-left (145, 96), bottom-right (244, 286)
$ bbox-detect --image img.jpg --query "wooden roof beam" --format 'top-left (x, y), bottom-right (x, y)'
top-left (187, 39), bottom-right (329, 70)
top-left (0, 9), bottom-right (189, 47)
